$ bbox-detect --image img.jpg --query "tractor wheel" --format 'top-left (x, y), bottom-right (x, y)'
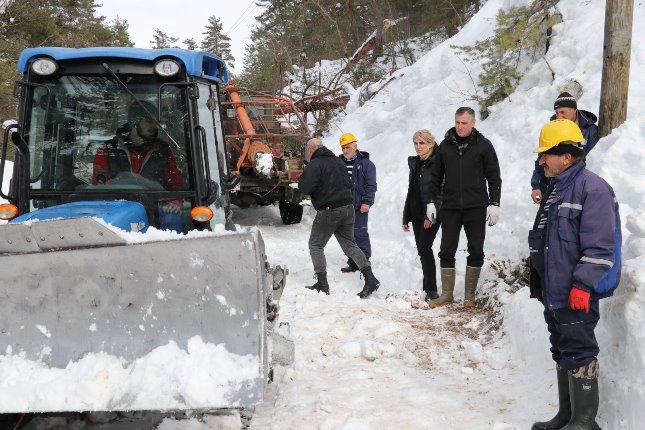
top-left (279, 200), bottom-right (303, 225)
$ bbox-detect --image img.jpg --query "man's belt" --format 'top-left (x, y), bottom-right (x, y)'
top-left (318, 199), bottom-right (352, 211)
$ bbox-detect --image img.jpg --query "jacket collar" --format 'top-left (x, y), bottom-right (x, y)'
top-left (445, 127), bottom-right (479, 144)
top-left (553, 160), bottom-right (586, 190)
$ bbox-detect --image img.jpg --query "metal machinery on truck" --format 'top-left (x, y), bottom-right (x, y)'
top-left (220, 83), bottom-right (309, 224)
top-left (0, 47), bottom-right (284, 412)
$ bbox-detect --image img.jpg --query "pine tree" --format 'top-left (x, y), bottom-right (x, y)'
top-left (150, 29), bottom-right (179, 49)
top-left (184, 37), bottom-right (198, 50)
top-left (200, 15), bottom-right (235, 66)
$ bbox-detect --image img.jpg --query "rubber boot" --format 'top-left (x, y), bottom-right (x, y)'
top-left (357, 266), bottom-right (380, 298)
top-left (464, 266), bottom-right (481, 308)
top-left (306, 272), bottom-right (329, 295)
top-left (532, 365), bottom-right (571, 430)
top-left (561, 360), bottom-right (601, 430)
top-left (428, 268), bottom-right (455, 308)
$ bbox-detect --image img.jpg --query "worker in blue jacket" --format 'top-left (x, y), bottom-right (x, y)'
top-left (338, 133), bottom-right (377, 273)
top-left (530, 92), bottom-right (599, 204)
top-left (529, 119), bottom-right (621, 430)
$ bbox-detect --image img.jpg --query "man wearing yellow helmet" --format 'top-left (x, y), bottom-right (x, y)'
top-left (529, 119), bottom-right (621, 430)
top-left (338, 132), bottom-right (377, 273)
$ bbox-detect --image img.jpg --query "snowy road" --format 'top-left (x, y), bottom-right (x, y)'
top-left (236, 205), bottom-right (552, 430)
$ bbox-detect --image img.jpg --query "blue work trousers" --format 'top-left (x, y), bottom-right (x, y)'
top-left (543, 301), bottom-right (600, 371)
top-left (346, 210), bottom-right (371, 269)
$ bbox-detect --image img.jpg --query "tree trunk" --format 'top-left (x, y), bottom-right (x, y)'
top-left (345, 0), bottom-right (359, 49)
top-left (598, 0), bottom-right (634, 138)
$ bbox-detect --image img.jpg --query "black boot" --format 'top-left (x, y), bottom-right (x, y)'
top-left (561, 360), bottom-right (601, 430)
top-left (357, 266), bottom-right (380, 298)
top-left (421, 253), bottom-right (438, 300)
top-left (532, 365), bottom-right (571, 430)
top-left (306, 272), bottom-right (329, 295)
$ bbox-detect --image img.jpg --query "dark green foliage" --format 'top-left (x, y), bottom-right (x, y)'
top-left (184, 38), bottom-right (198, 50)
top-left (150, 29), bottom-right (179, 48)
top-left (201, 15), bottom-right (235, 67)
top-left (239, 0), bottom-right (481, 92)
top-left (0, 0), bottom-right (133, 124)
top-left (455, 0), bottom-right (559, 118)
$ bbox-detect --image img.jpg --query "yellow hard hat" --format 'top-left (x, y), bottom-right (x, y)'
top-left (339, 133), bottom-right (357, 147)
top-left (534, 119), bottom-right (584, 153)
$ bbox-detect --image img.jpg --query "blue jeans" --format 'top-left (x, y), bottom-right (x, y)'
top-left (309, 204), bottom-right (369, 274)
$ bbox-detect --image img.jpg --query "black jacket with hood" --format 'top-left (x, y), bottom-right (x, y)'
top-left (428, 127), bottom-right (501, 210)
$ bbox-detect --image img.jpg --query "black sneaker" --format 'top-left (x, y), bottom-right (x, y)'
top-left (340, 266), bottom-right (359, 273)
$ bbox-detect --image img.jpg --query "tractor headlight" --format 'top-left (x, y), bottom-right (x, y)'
top-left (31, 58), bottom-right (58, 76)
top-left (154, 59), bottom-right (180, 77)
top-left (190, 206), bottom-right (214, 222)
top-left (0, 203), bottom-right (19, 220)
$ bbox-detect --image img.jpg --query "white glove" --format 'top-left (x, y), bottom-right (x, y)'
top-left (486, 205), bottom-right (500, 226)
top-left (162, 202), bottom-right (182, 214)
top-left (289, 182), bottom-right (299, 189)
top-left (426, 203), bottom-right (437, 223)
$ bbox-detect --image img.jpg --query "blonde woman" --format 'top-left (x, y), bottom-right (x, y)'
top-left (402, 130), bottom-right (442, 301)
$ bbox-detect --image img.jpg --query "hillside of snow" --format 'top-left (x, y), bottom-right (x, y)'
top-left (0, 0), bottom-right (643, 428)
top-left (318, 0), bottom-right (644, 427)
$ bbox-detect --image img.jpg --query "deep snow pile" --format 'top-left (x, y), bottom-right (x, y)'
top-left (319, 0), bottom-right (645, 427)
top-left (0, 0), bottom-right (643, 427)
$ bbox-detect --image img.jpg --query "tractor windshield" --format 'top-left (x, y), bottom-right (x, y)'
top-left (24, 75), bottom-right (191, 193)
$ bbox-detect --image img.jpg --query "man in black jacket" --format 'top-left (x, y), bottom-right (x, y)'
top-left (298, 138), bottom-right (381, 298)
top-left (426, 107), bottom-right (502, 308)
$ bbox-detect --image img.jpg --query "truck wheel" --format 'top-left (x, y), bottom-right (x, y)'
top-left (279, 200), bottom-right (303, 225)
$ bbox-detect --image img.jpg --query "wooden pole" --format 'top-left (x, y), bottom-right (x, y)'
top-left (598, 0), bottom-right (634, 138)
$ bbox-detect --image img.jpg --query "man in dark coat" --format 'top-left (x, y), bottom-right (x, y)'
top-left (338, 133), bottom-right (377, 273)
top-left (298, 138), bottom-right (381, 298)
top-left (530, 92), bottom-right (599, 204)
top-left (529, 119), bottom-right (620, 430)
top-left (426, 107), bottom-right (502, 308)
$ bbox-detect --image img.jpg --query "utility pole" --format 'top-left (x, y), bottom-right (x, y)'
top-left (598, 0), bottom-right (634, 138)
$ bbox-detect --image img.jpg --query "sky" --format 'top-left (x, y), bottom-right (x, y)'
top-left (1, 0), bottom-right (644, 428)
top-left (96, 0), bottom-right (259, 71)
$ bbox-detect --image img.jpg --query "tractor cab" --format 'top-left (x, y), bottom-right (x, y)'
top-left (1, 47), bottom-right (236, 232)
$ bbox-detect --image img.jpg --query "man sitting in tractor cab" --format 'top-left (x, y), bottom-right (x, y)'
top-left (92, 102), bottom-right (184, 231)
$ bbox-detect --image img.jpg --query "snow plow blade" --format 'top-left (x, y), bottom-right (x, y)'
top-left (0, 219), bottom-right (275, 412)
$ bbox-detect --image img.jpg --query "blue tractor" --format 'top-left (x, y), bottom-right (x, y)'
top-left (0, 47), bottom-right (285, 413)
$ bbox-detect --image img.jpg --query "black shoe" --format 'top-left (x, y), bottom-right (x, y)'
top-left (357, 266), bottom-right (380, 298)
top-left (424, 291), bottom-right (439, 301)
top-left (306, 283), bottom-right (329, 294)
top-left (306, 272), bottom-right (330, 295)
top-left (341, 266), bottom-right (358, 273)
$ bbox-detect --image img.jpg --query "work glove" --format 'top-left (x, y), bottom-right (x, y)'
top-left (426, 203), bottom-right (437, 223)
top-left (486, 205), bottom-right (500, 226)
top-left (568, 286), bottom-right (590, 312)
top-left (289, 182), bottom-right (299, 189)
top-left (162, 202), bottom-right (182, 214)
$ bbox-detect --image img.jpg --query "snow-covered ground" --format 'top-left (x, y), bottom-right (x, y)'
top-left (1, 0), bottom-right (644, 428)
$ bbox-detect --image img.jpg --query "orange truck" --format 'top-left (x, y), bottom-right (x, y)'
top-left (220, 83), bottom-right (310, 224)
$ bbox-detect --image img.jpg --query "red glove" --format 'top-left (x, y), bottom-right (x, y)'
top-left (568, 287), bottom-right (590, 312)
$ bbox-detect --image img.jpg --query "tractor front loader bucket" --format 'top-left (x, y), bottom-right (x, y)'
top-left (0, 219), bottom-right (274, 412)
